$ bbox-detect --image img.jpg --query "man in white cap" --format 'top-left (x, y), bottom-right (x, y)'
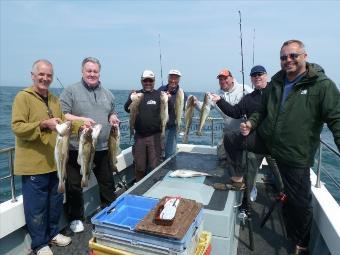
top-left (158, 69), bottom-right (186, 159)
top-left (124, 70), bottom-right (162, 180)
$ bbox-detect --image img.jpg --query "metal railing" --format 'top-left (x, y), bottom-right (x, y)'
top-left (1, 118), bottom-right (339, 203)
top-left (0, 147), bottom-right (17, 202)
top-left (316, 140), bottom-right (340, 189)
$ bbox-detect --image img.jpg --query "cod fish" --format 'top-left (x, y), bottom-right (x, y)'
top-left (175, 88), bottom-right (185, 132)
top-left (128, 92), bottom-right (144, 139)
top-left (169, 169), bottom-right (212, 178)
top-left (182, 95), bottom-right (195, 143)
top-left (197, 93), bottom-right (212, 136)
top-left (108, 124), bottom-right (121, 172)
top-left (160, 91), bottom-right (169, 137)
top-left (55, 121), bottom-right (71, 193)
top-left (77, 127), bottom-right (94, 188)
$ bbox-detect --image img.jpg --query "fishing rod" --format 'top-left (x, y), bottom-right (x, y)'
top-left (260, 156), bottom-right (287, 228)
top-left (56, 77), bottom-right (64, 89)
top-left (158, 33), bottom-right (164, 86)
top-left (252, 28), bottom-right (255, 89)
top-left (252, 28), bottom-right (255, 67)
top-left (238, 10), bottom-right (254, 251)
top-left (238, 11), bottom-right (245, 96)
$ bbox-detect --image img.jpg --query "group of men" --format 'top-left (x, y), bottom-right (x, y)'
top-left (11, 39), bottom-right (339, 255)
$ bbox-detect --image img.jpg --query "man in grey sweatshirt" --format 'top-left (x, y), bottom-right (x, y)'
top-left (60, 57), bottom-right (119, 233)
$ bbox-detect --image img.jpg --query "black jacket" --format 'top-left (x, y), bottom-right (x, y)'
top-left (216, 86), bottom-right (267, 119)
top-left (124, 89), bottom-right (161, 136)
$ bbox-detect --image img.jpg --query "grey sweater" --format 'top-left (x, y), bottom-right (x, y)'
top-left (60, 80), bottom-right (115, 151)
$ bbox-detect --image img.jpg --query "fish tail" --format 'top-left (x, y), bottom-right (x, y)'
top-left (58, 181), bottom-right (65, 193)
top-left (182, 134), bottom-right (188, 143)
top-left (81, 175), bottom-right (88, 188)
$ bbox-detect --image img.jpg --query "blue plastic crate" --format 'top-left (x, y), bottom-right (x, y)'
top-left (91, 195), bottom-right (204, 252)
top-left (92, 194), bottom-right (159, 230)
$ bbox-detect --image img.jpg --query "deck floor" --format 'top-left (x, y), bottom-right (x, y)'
top-left (48, 153), bottom-right (293, 255)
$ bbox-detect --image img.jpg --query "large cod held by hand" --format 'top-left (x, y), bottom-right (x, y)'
top-left (55, 121), bottom-right (71, 193)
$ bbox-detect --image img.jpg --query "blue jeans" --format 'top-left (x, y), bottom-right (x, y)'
top-left (22, 172), bottom-right (63, 252)
top-left (165, 126), bottom-right (178, 159)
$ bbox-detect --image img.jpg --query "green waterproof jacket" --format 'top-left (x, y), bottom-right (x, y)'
top-left (249, 63), bottom-right (340, 167)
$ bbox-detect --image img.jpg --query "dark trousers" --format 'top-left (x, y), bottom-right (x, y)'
top-left (224, 130), bottom-right (313, 247)
top-left (133, 133), bottom-right (161, 181)
top-left (223, 130), bottom-right (268, 177)
top-left (278, 162), bottom-right (312, 247)
top-left (22, 172), bottom-right (63, 252)
top-left (65, 150), bottom-right (116, 221)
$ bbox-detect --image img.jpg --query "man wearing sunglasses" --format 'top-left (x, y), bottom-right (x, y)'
top-left (210, 65), bottom-right (269, 190)
top-left (60, 57), bottom-right (119, 234)
top-left (241, 40), bottom-right (340, 254)
top-left (12, 60), bottom-right (72, 255)
top-left (124, 70), bottom-right (162, 181)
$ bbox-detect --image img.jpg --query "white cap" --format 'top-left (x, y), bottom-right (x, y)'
top-left (141, 70), bottom-right (155, 80)
top-left (168, 69), bottom-right (181, 77)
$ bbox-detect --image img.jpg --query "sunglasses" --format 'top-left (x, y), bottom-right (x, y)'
top-left (142, 79), bottom-right (154, 83)
top-left (280, 53), bottom-right (304, 61)
top-left (251, 73), bottom-right (265, 78)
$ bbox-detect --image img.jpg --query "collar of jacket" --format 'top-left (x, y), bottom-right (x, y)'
top-left (82, 79), bottom-right (101, 91)
top-left (271, 62), bottom-right (319, 89)
top-left (23, 86), bottom-right (51, 102)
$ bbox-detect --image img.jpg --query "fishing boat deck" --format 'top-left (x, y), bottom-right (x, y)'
top-left (49, 151), bottom-right (292, 255)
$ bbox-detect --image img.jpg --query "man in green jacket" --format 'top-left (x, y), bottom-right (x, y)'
top-left (241, 40), bottom-right (340, 254)
top-left (11, 60), bottom-right (72, 255)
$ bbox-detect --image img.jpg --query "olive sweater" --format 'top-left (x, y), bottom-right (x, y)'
top-left (11, 86), bottom-right (81, 175)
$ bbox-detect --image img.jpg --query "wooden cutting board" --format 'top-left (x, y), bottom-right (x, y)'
top-left (135, 197), bottom-right (202, 240)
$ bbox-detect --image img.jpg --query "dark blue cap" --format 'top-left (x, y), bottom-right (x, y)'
top-left (250, 65), bottom-right (267, 76)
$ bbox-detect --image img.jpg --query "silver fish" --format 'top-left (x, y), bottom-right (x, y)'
top-left (128, 92), bottom-right (144, 139)
top-left (108, 125), bottom-right (121, 172)
top-left (182, 95), bottom-right (195, 143)
top-left (77, 127), bottom-right (94, 188)
top-left (197, 93), bottom-right (212, 136)
top-left (175, 88), bottom-right (185, 132)
top-left (160, 91), bottom-right (169, 138)
top-left (169, 169), bottom-right (212, 178)
top-left (55, 121), bottom-right (71, 193)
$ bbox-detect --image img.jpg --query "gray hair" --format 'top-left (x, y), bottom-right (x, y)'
top-left (31, 59), bottom-right (53, 74)
top-left (82, 57), bottom-right (101, 71)
top-left (281, 39), bottom-right (305, 52)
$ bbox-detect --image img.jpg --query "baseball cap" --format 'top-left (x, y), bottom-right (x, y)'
top-left (217, 68), bottom-right (232, 79)
top-left (250, 65), bottom-right (267, 76)
top-left (168, 69), bottom-right (182, 77)
top-left (141, 70), bottom-right (155, 80)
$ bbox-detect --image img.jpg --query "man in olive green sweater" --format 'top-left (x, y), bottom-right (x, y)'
top-left (11, 60), bottom-right (72, 255)
top-left (241, 40), bottom-right (340, 254)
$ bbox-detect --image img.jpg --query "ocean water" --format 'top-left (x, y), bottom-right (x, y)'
top-left (0, 86), bottom-right (339, 203)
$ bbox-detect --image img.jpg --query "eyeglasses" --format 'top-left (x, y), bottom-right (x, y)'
top-left (142, 79), bottom-right (154, 83)
top-left (280, 53), bottom-right (304, 61)
top-left (47, 107), bottom-right (54, 118)
top-left (251, 73), bottom-right (265, 78)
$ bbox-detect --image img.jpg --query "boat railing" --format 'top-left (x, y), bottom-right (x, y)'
top-left (1, 118), bottom-right (339, 203)
top-left (316, 139), bottom-right (340, 189)
top-left (0, 147), bottom-right (16, 202)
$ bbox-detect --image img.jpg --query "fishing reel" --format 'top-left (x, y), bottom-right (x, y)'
top-left (238, 208), bottom-right (248, 228)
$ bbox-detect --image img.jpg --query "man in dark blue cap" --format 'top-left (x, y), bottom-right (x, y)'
top-left (210, 65), bottom-right (269, 190)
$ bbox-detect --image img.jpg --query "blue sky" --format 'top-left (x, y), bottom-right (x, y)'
top-left (1, 0), bottom-right (339, 92)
